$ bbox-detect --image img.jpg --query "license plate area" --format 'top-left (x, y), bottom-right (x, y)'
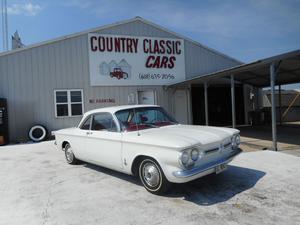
top-left (215, 163), bottom-right (227, 174)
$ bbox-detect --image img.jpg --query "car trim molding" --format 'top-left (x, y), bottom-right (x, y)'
top-left (173, 148), bottom-right (242, 178)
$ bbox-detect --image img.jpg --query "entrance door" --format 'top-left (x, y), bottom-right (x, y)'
top-left (138, 90), bottom-right (156, 105)
top-left (174, 90), bottom-right (189, 124)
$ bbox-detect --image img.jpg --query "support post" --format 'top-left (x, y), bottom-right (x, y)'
top-left (231, 75), bottom-right (236, 128)
top-left (204, 82), bottom-right (209, 126)
top-left (270, 63), bottom-right (277, 151)
top-left (279, 85), bottom-right (282, 125)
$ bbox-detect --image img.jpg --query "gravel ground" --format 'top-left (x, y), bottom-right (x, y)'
top-left (0, 141), bottom-right (299, 225)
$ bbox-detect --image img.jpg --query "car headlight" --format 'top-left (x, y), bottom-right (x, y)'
top-left (235, 135), bottom-right (241, 145)
top-left (191, 148), bottom-right (199, 161)
top-left (232, 134), bottom-right (240, 149)
top-left (180, 147), bottom-right (202, 169)
top-left (181, 151), bottom-right (190, 165)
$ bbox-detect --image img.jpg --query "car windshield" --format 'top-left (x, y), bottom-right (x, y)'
top-left (115, 107), bottom-right (178, 132)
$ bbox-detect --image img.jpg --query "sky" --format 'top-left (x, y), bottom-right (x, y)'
top-left (1, 0), bottom-right (300, 88)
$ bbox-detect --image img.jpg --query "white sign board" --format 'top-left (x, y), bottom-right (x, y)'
top-left (88, 33), bottom-right (185, 86)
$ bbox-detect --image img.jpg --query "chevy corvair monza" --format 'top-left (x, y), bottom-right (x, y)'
top-left (53, 105), bottom-right (241, 194)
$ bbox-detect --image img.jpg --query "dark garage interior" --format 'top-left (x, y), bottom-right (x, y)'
top-left (191, 85), bottom-right (245, 126)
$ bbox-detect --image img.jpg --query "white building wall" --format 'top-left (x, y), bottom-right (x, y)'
top-left (184, 41), bottom-right (240, 79)
top-left (0, 19), bottom-right (240, 141)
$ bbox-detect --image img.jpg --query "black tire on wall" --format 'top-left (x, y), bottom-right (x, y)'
top-left (28, 125), bottom-right (48, 142)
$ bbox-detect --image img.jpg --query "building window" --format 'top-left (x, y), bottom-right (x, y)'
top-left (54, 89), bottom-right (84, 117)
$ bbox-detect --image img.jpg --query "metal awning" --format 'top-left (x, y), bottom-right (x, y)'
top-left (169, 49), bottom-right (300, 88)
top-left (168, 49), bottom-right (300, 151)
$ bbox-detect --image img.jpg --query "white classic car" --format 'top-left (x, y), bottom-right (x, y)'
top-left (53, 105), bottom-right (241, 194)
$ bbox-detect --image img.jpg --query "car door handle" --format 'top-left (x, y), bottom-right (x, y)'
top-left (86, 131), bottom-right (93, 135)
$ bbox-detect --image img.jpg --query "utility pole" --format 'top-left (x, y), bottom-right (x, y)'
top-left (1, 0), bottom-right (8, 51)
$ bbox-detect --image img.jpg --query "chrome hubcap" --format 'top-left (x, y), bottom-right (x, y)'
top-left (66, 147), bottom-right (73, 162)
top-left (143, 162), bottom-right (160, 187)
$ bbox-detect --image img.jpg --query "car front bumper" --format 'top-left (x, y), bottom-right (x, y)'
top-left (169, 148), bottom-right (242, 183)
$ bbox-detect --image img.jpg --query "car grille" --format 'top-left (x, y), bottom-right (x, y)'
top-left (204, 147), bottom-right (219, 154)
top-left (204, 140), bottom-right (231, 155)
top-left (224, 142), bottom-right (231, 148)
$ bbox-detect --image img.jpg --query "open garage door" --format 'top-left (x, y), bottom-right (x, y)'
top-left (191, 85), bottom-right (245, 126)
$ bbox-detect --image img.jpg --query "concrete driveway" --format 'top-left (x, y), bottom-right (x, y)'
top-left (0, 142), bottom-right (299, 225)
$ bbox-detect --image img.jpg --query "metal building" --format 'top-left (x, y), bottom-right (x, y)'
top-left (0, 17), bottom-right (247, 141)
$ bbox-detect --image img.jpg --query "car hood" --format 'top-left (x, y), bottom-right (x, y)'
top-left (123, 124), bottom-right (239, 149)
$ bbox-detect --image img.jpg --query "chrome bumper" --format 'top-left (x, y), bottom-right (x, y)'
top-left (173, 148), bottom-right (242, 178)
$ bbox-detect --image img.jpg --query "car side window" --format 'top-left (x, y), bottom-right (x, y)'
top-left (80, 116), bottom-right (91, 130)
top-left (91, 113), bottom-right (118, 132)
top-left (115, 110), bottom-right (130, 130)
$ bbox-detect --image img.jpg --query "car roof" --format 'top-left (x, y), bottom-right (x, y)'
top-left (84, 105), bottom-right (160, 116)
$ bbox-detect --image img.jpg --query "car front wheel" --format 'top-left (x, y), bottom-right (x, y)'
top-left (64, 144), bottom-right (78, 165)
top-left (138, 158), bottom-right (170, 194)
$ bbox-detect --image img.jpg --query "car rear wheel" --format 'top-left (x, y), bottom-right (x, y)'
top-left (64, 144), bottom-right (78, 165)
top-left (138, 158), bottom-right (171, 194)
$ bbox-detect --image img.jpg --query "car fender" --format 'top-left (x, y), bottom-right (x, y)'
top-left (121, 142), bottom-right (181, 181)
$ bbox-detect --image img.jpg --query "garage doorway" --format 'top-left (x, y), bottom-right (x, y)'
top-left (192, 85), bottom-right (245, 126)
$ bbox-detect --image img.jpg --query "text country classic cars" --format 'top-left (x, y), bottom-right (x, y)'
top-left (89, 35), bottom-right (182, 69)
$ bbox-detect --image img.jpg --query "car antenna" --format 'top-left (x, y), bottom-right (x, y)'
top-left (133, 107), bottom-right (140, 136)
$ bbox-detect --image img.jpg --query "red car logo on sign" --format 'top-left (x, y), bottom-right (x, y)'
top-left (110, 68), bottom-right (128, 80)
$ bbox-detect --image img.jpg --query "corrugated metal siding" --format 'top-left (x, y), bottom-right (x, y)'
top-left (185, 41), bottom-right (240, 79)
top-left (0, 20), bottom-right (239, 141)
top-left (95, 20), bottom-right (178, 38)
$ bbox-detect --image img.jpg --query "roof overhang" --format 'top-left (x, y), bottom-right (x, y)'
top-left (169, 49), bottom-right (300, 88)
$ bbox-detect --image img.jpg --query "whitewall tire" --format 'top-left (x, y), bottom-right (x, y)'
top-left (64, 144), bottom-right (78, 165)
top-left (138, 158), bottom-right (171, 194)
top-left (28, 125), bottom-right (47, 142)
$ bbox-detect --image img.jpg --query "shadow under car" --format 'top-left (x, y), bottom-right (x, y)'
top-left (167, 165), bottom-right (266, 206)
top-left (83, 163), bottom-right (265, 205)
